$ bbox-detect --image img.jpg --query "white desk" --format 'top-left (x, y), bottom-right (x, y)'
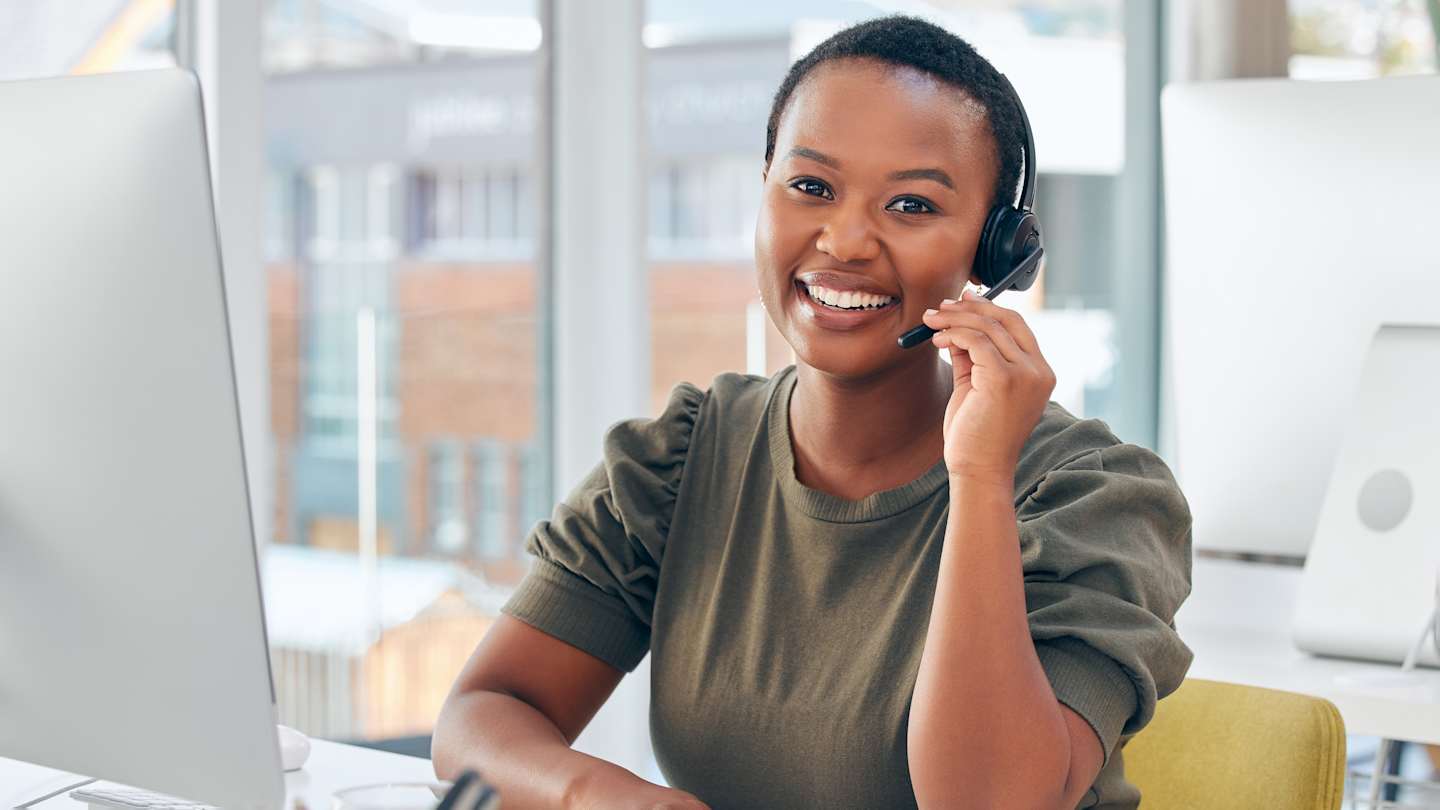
top-left (1180, 556), bottom-right (1440, 746)
top-left (7, 557), bottom-right (1437, 807)
top-left (2, 739), bottom-right (436, 809)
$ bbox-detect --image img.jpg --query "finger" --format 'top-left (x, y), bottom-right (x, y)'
top-left (948, 344), bottom-right (974, 380)
top-left (955, 290), bottom-right (1041, 355)
top-left (923, 308), bottom-right (1026, 364)
top-left (950, 296), bottom-right (1058, 387)
top-left (931, 325), bottom-right (1008, 369)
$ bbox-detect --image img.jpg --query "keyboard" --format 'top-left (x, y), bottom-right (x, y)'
top-left (69, 784), bottom-right (217, 810)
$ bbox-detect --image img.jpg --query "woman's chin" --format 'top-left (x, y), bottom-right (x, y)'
top-left (788, 340), bottom-right (900, 379)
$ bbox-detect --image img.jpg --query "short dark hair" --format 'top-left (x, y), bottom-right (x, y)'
top-left (763, 15), bottom-right (1025, 210)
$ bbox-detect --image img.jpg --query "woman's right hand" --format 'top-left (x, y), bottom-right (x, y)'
top-left (566, 760), bottom-right (711, 810)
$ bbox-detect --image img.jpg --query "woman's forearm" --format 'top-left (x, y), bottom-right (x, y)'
top-left (907, 473), bottom-right (1071, 810)
top-left (432, 688), bottom-right (640, 810)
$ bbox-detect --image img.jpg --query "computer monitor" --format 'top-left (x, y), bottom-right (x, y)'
top-left (1160, 75), bottom-right (1440, 558)
top-left (0, 69), bottom-right (284, 808)
top-left (1293, 324), bottom-right (1440, 667)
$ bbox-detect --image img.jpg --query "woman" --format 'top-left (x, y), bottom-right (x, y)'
top-left (433, 15), bottom-right (1192, 810)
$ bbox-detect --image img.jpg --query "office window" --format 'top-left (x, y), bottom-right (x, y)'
top-left (263, 0), bottom-right (544, 742)
top-left (411, 166), bottom-right (534, 260)
top-left (1289, 0), bottom-right (1438, 78)
top-left (649, 156), bottom-right (759, 260)
top-left (428, 440), bottom-right (468, 554)
top-left (487, 170), bottom-right (519, 243)
top-left (299, 164), bottom-right (399, 451)
top-left (516, 439), bottom-right (544, 538)
top-left (265, 169), bottom-right (300, 262)
top-left (0, 2), bottom-right (176, 81)
top-left (265, 0), bottom-right (538, 72)
top-left (471, 439), bottom-right (510, 561)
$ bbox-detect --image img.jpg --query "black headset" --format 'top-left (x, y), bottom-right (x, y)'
top-left (897, 73), bottom-right (1044, 349)
top-left (974, 73), bottom-right (1043, 295)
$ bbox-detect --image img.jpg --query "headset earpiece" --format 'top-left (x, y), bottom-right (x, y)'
top-left (974, 205), bottom-right (1041, 292)
top-left (972, 73), bottom-right (1043, 296)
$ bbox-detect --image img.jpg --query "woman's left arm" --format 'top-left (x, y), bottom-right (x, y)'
top-left (909, 474), bottom-right (1103, 810)
top-left (908, 290), bottom-right (1102, 810)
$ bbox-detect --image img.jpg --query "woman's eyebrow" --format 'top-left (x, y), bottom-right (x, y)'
top-left (785, 147), bottom-right (954, 190)
top-left (787, 146), bottom-right (839, 168)
top-left (888, 168), bottom-right (954, 190)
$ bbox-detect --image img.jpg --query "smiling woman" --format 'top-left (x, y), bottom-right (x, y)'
top-left (433, 14), bottom-right (1193, 810)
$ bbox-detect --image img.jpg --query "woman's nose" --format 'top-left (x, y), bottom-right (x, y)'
top-left (814, 203), bottom-right (880, 263)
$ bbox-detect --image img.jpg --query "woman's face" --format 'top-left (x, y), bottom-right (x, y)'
top-left (755, 57), bottom-right (999, 379)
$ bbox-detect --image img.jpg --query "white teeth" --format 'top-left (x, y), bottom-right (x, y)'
top-left (804, 283), bottom-right (896, 311)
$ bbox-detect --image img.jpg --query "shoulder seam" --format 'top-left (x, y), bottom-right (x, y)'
top-left (668, 379), bottom-right (710, 507)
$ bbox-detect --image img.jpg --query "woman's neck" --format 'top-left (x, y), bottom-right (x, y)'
top-left (788, 356), bottom-right (953, 499)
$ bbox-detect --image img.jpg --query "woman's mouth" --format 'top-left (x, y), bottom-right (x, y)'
top-left (793, 279), bottom-right (900, 330)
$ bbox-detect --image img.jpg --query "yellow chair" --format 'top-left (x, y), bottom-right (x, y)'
top-left (1123, 678), bottom-right (1346, 810)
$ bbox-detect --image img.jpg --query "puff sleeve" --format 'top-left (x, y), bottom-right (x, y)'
top-left (1019, 440), bottom-right (1194, 765)
top-left (500, 381), bottom-right (706, 673)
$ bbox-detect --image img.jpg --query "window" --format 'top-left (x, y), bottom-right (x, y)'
top-left (411, 167), bottom-right (534, 259)
top-left (428, 440), bottom-right (468, 554)
top-left (299, 164), bottom-right (399, 452)
top-left (263, 0), bottom-right (543, 742)
top-left (516, 439), bottom-right (545, 539)
top-left (0, 1), bottom-right (176, 82)
top-left (649, 156), bottom-right (760, 260)
top-left (1289, 0), bottom-right (1437, 78)
top-left (471, 439), bottom-right (511, 561)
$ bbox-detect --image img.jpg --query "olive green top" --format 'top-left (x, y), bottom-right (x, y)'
top-left (502, 364), bottom-right (1193, 809)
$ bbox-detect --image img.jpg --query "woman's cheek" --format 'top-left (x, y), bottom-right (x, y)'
top-left (895, 250), bottom-right (957, 303)
top-left (753, 207), bottom-right (774, 263)
top-left (753, 207), bottom-right (787, 319)
top-left (911, 230), bottom-right (979, 297)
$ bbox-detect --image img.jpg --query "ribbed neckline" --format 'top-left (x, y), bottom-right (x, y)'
top-left (766, 364), bottom-right (951, 523)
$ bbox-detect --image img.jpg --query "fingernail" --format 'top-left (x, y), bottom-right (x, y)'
top-left (940, 298), bottom-right (955, 305)
top-left (923, 308), bottom-right (938, 316)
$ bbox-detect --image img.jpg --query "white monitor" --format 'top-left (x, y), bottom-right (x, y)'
top-left (1294, 324), bottom-right (1440, 667)
top-left (1160, 75), bottom-right (1440, 557)
top-left (0, 70), bottom-right (284, 807)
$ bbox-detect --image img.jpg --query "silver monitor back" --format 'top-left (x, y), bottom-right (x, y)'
top-left (0, 69), bottom-right (284, 808)
top-left (1294, 324), bottom-right (1440, 666)
top-left (1160, 75), bottom-right (1440, 557)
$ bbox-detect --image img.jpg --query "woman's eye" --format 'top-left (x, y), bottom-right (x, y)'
top-left (887, 196), bottom-right (935, 215)
top-left (789, 178), bottom-right (833, 199)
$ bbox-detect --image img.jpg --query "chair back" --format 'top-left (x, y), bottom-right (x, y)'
top-left (1123, 678), bottom-right (1346, 810)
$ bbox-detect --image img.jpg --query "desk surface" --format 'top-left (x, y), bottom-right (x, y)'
top-left (6, 556), bottom-right (1439, 806)
top-left (2, 739), bottom-right (436, 810)
top-left (1180, 556), bottom-right (1440, 745)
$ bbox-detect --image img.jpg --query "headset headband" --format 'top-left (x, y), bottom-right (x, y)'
top-left (996, 73), bottom-right (1035, 213)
